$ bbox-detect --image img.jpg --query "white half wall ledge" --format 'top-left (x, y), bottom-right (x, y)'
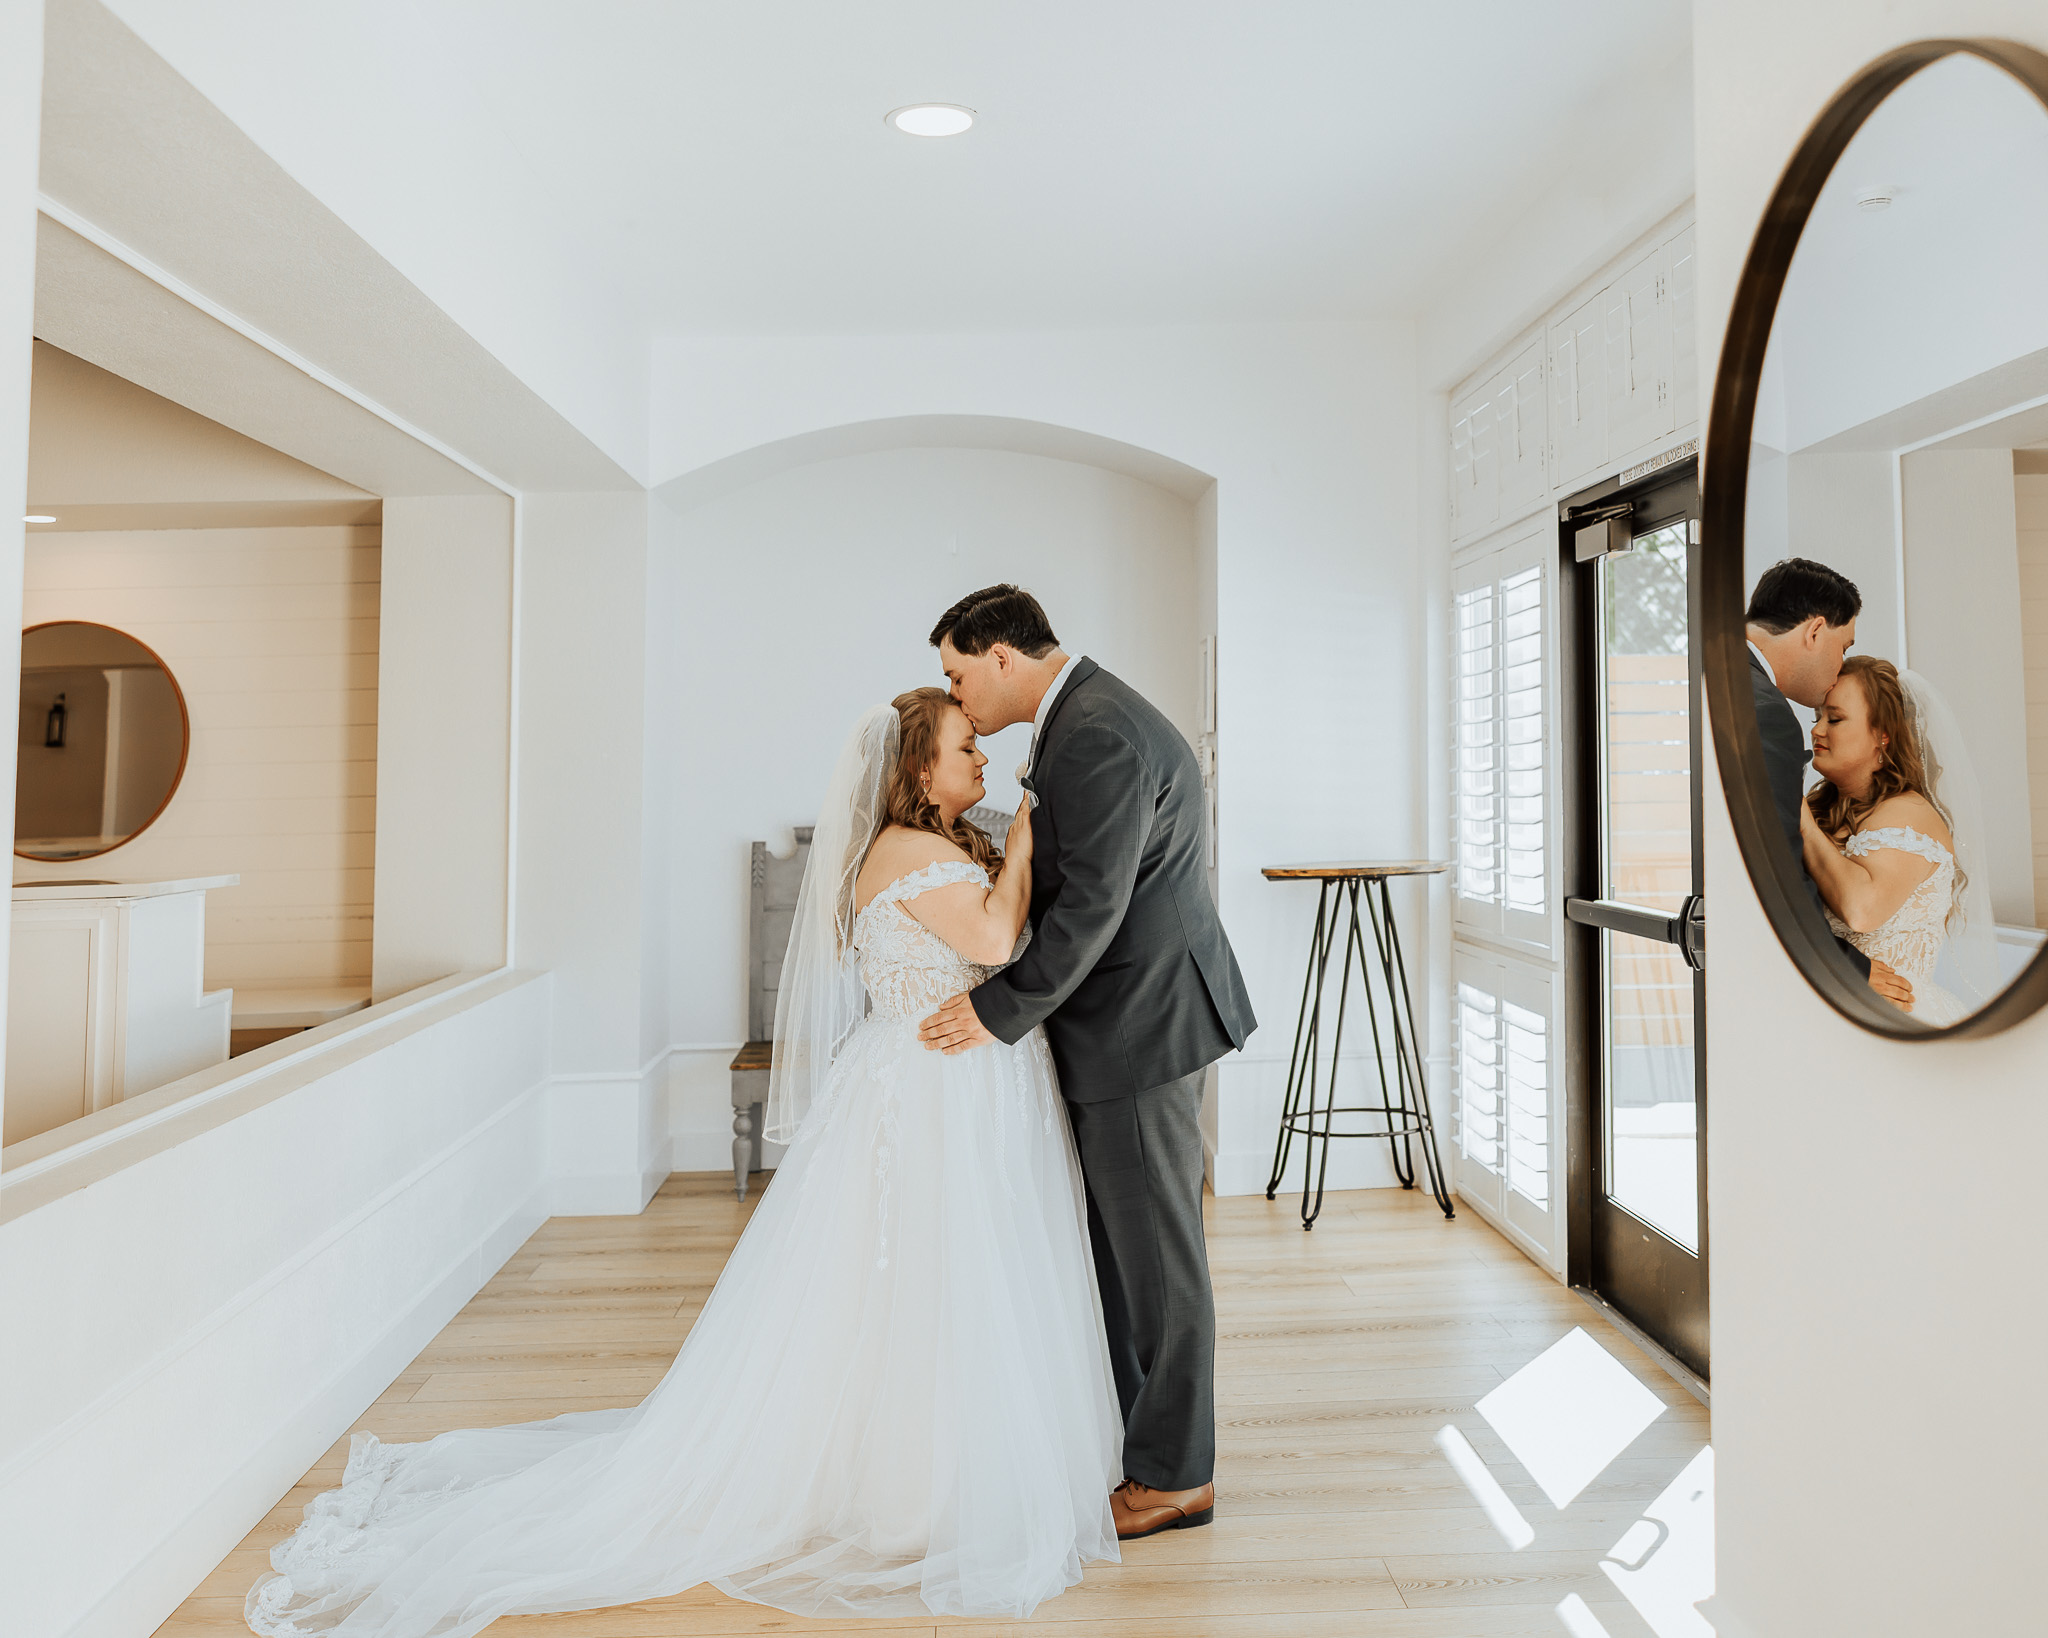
top-left (0, 968), bottom-right (521, 1221)
top-left (0, 968), bottom-right (553, 1638)
top-left (654, 414), bottom-right (1218, 513)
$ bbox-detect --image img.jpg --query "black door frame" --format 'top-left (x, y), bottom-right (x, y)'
top-left (1560, 459), bottom-right (1710, 1382)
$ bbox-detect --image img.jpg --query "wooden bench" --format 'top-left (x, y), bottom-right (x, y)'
top-left (729, 828), bottom-right (810, 1200)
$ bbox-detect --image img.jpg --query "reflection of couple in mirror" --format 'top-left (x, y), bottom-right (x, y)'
top-left (1748, 558), bottom-right (1997, 1023)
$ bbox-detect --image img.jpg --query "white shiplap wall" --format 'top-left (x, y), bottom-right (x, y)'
top-left (20, 524), bottom-right (379, 986)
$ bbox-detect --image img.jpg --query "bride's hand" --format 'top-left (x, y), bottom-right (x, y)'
top-left (1005, 795), bottom-right (1034, 865)
top-left (1870, 959), bottom-right (1914, 1012)
top-left (1799, 799), bottom-right (1828, 848)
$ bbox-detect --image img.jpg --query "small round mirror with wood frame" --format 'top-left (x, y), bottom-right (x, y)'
top-left (1705, 37), bottom-right (2048, 1039)
top-left (16, 620), bottom-right (190, 861)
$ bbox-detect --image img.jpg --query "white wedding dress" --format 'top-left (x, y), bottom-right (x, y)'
top-left (248, 859), bottom-right (1121, 1636)
top-left (1824, 827), bottom-right (1972, 1025)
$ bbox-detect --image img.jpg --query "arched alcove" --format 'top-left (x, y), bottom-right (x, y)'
top-left (653, 412), bottom-right (1216, 511)
top-left (650, 414), bottom-right (1218, 1169)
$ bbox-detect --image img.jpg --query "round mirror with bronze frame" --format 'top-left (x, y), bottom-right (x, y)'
top-left (1703, 36), bottom-right (2048, 1040)
top-left (16, 619), bottom-right (191, 862)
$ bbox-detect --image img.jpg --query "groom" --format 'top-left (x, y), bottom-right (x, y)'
top-left (918, 584), bottom-right (1256, 1541)
top-left (1745, 557), bottom-right (1913, 1010)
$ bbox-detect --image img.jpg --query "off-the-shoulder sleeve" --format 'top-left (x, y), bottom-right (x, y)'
top-left (867, 859), bottom-right (990, 909)
top-left (1843, 826), bottom-right (1953, 867)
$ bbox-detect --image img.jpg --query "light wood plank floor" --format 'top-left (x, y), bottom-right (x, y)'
top-left (157, 1175), bottom-right (1709, 1637)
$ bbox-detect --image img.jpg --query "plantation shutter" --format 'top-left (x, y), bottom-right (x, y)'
top-left (1452, 948), bottom-right (1561, 1271)
top-left (1451, 521), bottom-right (1557, 958)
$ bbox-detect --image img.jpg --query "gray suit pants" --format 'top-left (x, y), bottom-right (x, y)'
top-left (1066, 1072), bottom-right (1215, 1490)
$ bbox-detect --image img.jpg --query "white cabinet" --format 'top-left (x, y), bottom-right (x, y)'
top-left (1451, 338), bottom-right (1546, 543)
top-left (1543, 235), bottom-right (1694, 492)
top-left (1451, 377), bottom-right (1501, 538)
top-left (1605, 244), bottom-right (1676, 464)
top-left (1668, 223), bottom-right (1699, 432)
top-left (4, 876), bottom-right (236, 1148)
top-left (1548, 292), bottom-right (1607, 492)
top-left (1495, 339), bottom-right (1547, 519)
top-left (1452, 218), bottom-right (1698, 539)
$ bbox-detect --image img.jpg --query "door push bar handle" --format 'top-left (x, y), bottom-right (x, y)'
top-left (1566, 897), bottom-right (1677, 941)
top-left (1678, 894), bottom-right (1705, 971)
top-left (1564, 894), bottom-right (1706, 970)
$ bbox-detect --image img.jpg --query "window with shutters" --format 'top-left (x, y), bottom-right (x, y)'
top-left (1455, 977), bottom-right (1503, 1178)
top-left (1503, 993), bottom-right (1550, 1209)
top-left (1455, 581), bottom-right (1498, 906)
top-left (1452, 948), bottom-right (1561, 1270)
top-left (1451, 523), bottom-right (1557, 958)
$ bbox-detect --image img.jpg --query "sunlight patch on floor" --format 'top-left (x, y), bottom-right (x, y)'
top-left (1437, 1324), bottom-right (1715, 1635)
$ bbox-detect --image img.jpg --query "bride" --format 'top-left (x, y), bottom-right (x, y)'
top-left (248, 688), bottom-right (1121, 1636)
top-left (1800, 656), bottom-right (2000, 1026)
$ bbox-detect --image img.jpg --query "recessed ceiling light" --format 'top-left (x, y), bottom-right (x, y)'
top-left (887, 103), bottom-right (974, 138)
top-left (23, 514), bottom-right (55, 524)
top-left (1855, 185), bottom-right (1893, 212)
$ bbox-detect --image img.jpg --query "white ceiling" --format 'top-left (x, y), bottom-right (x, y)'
top-left (99, 0), bottom-right (1690, 342)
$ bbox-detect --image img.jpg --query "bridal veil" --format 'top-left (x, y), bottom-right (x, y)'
top-left (765, 703), bottom-right (896, 1142)
top-left (1902, 668), bottom-right (2001, 1008)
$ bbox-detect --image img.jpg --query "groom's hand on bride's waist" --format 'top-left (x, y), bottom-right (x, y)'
top-left (1869, 959), bottom-right (1914, 1012)
top-left (920, 992), bottom-right (997, 1054)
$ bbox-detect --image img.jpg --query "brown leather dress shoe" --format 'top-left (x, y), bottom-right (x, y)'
top-left (1112, 1478), bottom-right (1216, 1540)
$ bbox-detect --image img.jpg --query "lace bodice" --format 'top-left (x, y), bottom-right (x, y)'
top-left (852, 861), bottom-right (1028, 1020)
top-left (1823, 826), bottom-right (1955, 982)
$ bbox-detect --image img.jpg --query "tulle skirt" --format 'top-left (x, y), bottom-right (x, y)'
top-left (247, 1019), bottom-right (1122, 1635)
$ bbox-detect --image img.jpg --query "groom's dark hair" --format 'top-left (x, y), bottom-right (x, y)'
top-left (930, 584), bottom-right (1060, 658)
top-left (1746, 558), bottom-right (1861, 634)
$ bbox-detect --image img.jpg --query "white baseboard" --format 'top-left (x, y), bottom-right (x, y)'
top-left (549, 1159), bottom-right (667, 1217)
top-left (545, 1052), bottom-right (673, 1217)
top-left (70, 1180), bottom-right (550, 1638)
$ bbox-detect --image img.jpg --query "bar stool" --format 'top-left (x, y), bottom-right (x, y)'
top-left (1262, 861), bottom-right (1454, 1229)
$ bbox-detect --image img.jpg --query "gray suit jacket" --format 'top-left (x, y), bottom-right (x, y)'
top-left (1750, 650), bottom-right (1870, 978)
top-left (970, 659), bottom-right (1256, 1100)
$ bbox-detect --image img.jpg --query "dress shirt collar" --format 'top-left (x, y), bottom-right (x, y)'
top-left (1746, 639), bottom-right (1778, 689)
top-left (1030, 653), bottom-right (1081, 746)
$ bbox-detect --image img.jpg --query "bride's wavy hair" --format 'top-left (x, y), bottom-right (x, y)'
top-left (883, 687), bottom-right (1003, 874)
top-left (1805, 655), bottom-right (1966, 922)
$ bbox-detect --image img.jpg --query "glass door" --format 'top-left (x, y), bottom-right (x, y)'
top-left (1564, 471), bottom-right (1708, 1381)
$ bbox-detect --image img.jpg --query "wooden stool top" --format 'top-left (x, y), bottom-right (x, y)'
top-left (730, 1040), bottom-right (773, 1072)
top-left (1261, 861), bottom-right (1449, 880)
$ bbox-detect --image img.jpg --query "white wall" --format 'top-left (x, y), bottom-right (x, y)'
top-left (0, 0), bottom-right (47, 1150)
top-left (1696, 8), bottom-right (2048, 1636)
top-left (649, 323), bottom-right (1427, 1195)
top-left (1769, 51), bottom-right (2048, 454)
top-left (656, 445), bottom-right (1202, 1166)
top-left (1900, 447), bottom-right (2034, 923)
top-left (2018, 469), bottom-right (2048, 917)
top-left (1417, 44), bottom-right (1696, 394)
top-left (374, 494), bottom-right (512, 999)
top-left (22, 524), bottom-right (381, 987)
top-left (1787, 453), bottom-right (1902, 661)
top-left (0, 970), bottom-right (551, 1638)
top-left (516, 491), bottom-right (667, 1212)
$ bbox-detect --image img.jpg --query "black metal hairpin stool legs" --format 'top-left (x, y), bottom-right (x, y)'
top-left (1262, 869), bottom-right (1455, 1230)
